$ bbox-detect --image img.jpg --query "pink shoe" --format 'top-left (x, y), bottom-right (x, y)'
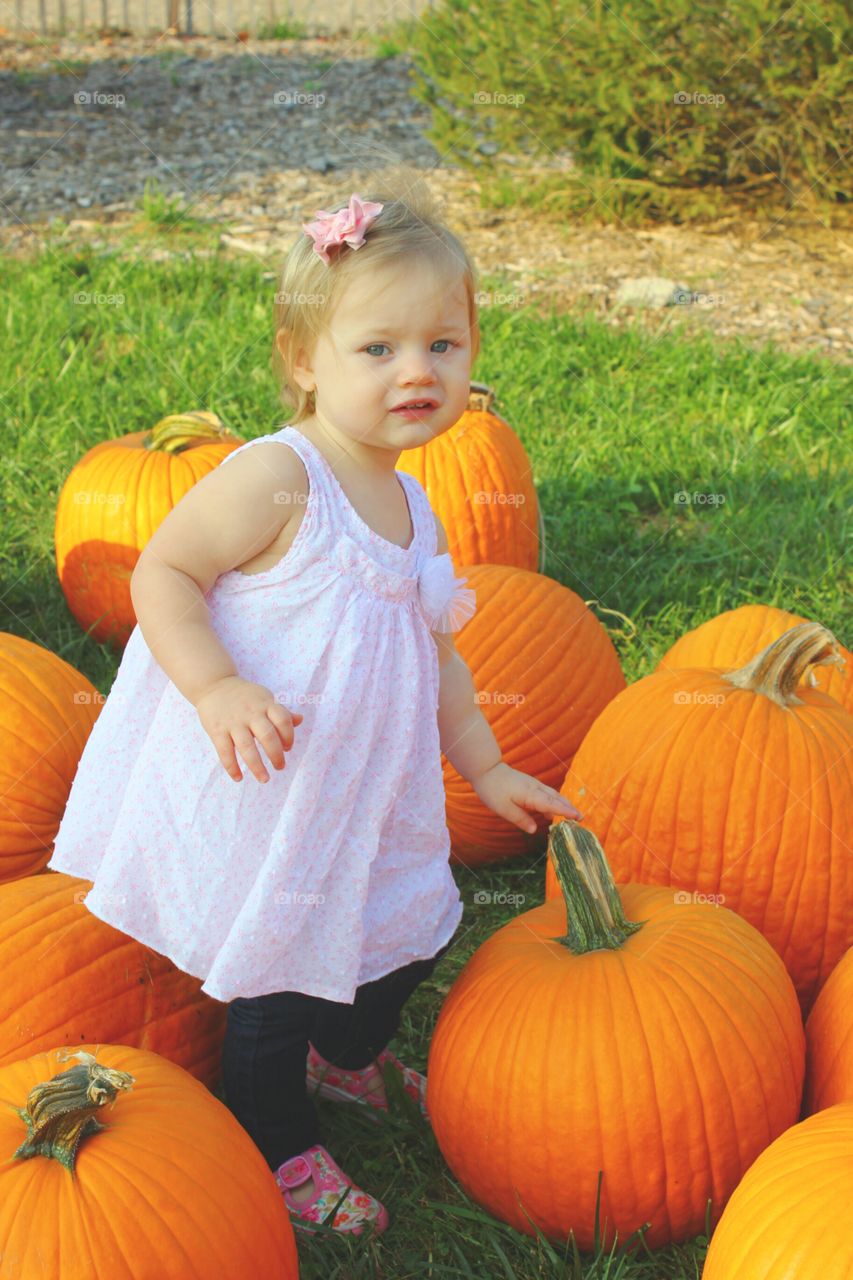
top-left (306, 1041), bottom-right (429, 1120)
top-left (274, 1143), bottom-right (390, 1235)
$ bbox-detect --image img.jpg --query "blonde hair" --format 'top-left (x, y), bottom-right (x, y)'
top-left (271, 165), bottom-right (480, 423)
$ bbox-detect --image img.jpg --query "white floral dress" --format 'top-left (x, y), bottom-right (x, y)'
top-left (48, 425), bottom-right (476, 1004)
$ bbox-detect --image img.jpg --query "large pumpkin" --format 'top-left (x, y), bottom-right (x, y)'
top-left (702, 1102), bottom-right (853, 1279)
top-left (659, 603), bottom-right (852, 713)
top-left (397, 383), bottom-right (542, 573)
top-left (428, 822), bottom-right (804, 1251)
top-left (0, 872), bottom-right (225, 1088)
top-left (54, 412), bottom-right (243, 650)
top-left (0, 633), bottom-right (102, 884)
top-left (0, 1044), bottom-right (298, 1278)
top-left (443, 563), bottom-right (625, 868)
top-left (804, 946), bottom-right (853, 1114)
top-left (545, 622), bottom-right (853, 1013)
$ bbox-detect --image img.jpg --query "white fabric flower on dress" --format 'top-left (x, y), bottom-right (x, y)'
top-left (417, 553), bottom-right (477, 633)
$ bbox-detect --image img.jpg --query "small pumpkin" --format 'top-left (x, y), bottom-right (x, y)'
top-left (443, 563), bottom-right (625, 868)
top-left (804, 946), bottom-right (853, 1114)
top-left (702, 1102), bottom-right (853, 1279)
top-left (0, 872), bottom-right (226, 1088)
top-left (659, 603), bottom-right (852, 713)
top-left (428, 822), bottom-right (804, 1250)
top-left (54, 412), bottom-right (243, 650)
top-left (397, 383), bottom-right (542, 573)
top-left (545, 622), bottom-right (853, 1013)
top-left (0, 1044), bottom-right (298, 1278)
top-left (0, 633), bottom-right (102, 884)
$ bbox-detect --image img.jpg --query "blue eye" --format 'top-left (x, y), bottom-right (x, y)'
top-left (363, 340), bottom-right (456, 356)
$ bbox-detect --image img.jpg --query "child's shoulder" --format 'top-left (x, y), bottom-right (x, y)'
top-left (135, 432), bottom-right (310, 592)
top-left (221, 432), bottom-right (309, 493)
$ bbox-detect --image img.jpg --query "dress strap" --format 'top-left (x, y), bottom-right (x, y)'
top-left (396, 471), bottom-right (438, 558)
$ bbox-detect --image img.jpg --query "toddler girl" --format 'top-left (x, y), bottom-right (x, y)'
top-left (48, 171), bottom-right (581, 1237)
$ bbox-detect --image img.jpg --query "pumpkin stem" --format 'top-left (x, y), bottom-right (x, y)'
top-left (145, 410), bottom-right (239, 455)
top-left (12, 1049), bottom-right (135, 1175)
top-left (721, 621), bottom-right (845, 708)
top-left (550, 821), bottom-right (644, 953)
top-left (467, 382), bottom-right (495, 414)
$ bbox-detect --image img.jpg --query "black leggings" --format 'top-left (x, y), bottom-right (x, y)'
top-left (221, 935), bottom-right (455, 1170)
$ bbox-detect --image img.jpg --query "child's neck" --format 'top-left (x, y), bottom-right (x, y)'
top-left (293, 415), bottom-right (403, 478)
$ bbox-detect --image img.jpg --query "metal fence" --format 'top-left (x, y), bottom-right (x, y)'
top-left (10, 0), bottom-right (433, 37)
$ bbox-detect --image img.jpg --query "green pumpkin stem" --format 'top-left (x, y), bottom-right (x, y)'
top-left (721, 621), bottom-right (844, 707)
top-left (146, 410), bottom-right (237, 454)
top-left (550, 821), bottom-right (644, 953)
top-left (12, 1050), bottom-right (135, 1175)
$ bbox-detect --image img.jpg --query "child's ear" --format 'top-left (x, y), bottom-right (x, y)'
top-left (288, 338), bottom-right (316, 394)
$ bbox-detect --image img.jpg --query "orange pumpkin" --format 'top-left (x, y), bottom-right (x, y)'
top-left (443, 564), bottom-right (625, 868)
top-left (427, 823), bottom-right (804, 1251)
top-left (545, 622), bottom-right (853, 1013)
top-left (659, 603), bottom-right (852, 713)
top-left (0, 872), bottom-right (225, 1088)
top-left (397, 384), bottom-right (542, 573)
top-left (54, 412), bottom-right (243, 650)
top-left (702, 1102), bottom-right (853, 1279)
top-left (804, 946), bottom-right (853, 1114)
top-left (0, 633), bottom-right (102, 884)
top-left (0, 1044), bottom-right (298, 1277)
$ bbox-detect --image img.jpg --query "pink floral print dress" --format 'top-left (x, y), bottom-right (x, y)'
top-left (48, 425), bottom-right (476, 1004)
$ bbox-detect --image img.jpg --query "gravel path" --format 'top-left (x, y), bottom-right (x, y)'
top-left (1, 31), bottom-right (850, 361)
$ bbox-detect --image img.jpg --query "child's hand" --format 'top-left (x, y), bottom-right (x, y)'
top-left (470, 761), bottom-right (582, 834)
top-left (195, 676), bottom-right (304, 784)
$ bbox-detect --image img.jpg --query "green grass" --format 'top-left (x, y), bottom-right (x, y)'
top-left (2, 225), bottom-right (850, 1275)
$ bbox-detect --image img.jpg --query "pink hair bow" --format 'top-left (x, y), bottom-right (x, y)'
top-left (301, 194), bottom-right (385, 265)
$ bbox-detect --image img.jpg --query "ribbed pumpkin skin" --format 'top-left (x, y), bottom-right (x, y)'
top-left (702, 1103), bottom-right (853, 1279)
top-left (54, 429), bottom-right (243, 649)
top-left (0, 873), bottom-right (226, 1088)
top-left (443, 564), bottom-right (625, 868)
top-left (0, 633), bottom-right (101, 884)
top-left (427, 884), bottom-right (804, 1250)
top-left (659, 604), bottom-right (852, 713)
top-left (544, 667), bottom-right (853, 1013)
top-left (397, 403), bottom-right (540, 572)
top-left (0, 1043), bottom-right (298, 1279)
top-left (805, 946), bottom-right (853, 1113)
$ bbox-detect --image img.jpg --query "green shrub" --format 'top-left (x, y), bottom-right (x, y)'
top-left (409, 0), bottom-right (852, 223)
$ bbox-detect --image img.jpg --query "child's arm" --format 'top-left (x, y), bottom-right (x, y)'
top-left (432, 515), bottom-right (581, 834)
top-left (129, 443), bottom-right (307, 784)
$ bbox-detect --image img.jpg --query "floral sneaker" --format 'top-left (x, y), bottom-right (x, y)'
top-left (274, 1143), bottom-right (390, 1235)
top-left (306, 1041), bottom-right (429, 1121)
